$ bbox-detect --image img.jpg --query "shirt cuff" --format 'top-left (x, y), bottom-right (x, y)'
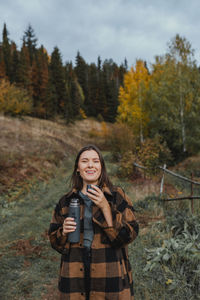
top-left (57, 226), bottom-right (68, 246)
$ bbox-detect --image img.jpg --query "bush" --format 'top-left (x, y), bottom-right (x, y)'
top-left (144, 213), bottom-right (200, 299)
top-left (138, 136), bottom-right (172, 174)
top-left (118, 151), bottom-right (136, 178)
top-left (104, 123), bottom-right (136, 160)
top-left (0, 79), bottom-right (32, 116)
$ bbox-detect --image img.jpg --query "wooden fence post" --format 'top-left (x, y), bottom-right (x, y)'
top-left (160, 164), bottom-right (166, 196)
top-left (191, 173), bottom-right (194, 214)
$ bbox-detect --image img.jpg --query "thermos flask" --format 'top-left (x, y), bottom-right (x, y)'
top-left (68, 198), bottom-right (80, 243)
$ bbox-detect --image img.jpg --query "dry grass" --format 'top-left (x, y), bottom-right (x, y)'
top-left (128, 178), bottom-right (160, 201)
top-left (0, 115), bottom-right (102, 194)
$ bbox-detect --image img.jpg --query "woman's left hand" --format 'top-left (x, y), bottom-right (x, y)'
top-left (86, 185), bottom-right (109, 211)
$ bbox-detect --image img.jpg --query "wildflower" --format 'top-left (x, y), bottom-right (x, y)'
top-left (166, 279), bottom-right (172, 285)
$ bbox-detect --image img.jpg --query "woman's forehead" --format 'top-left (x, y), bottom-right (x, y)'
top-left (79, 149), bottom-right (100, 159)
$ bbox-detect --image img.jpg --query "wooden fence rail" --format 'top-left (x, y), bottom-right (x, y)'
top-left (133, 162), bottom-right (200, 213)
top-left (133, 162), bottom-right (200, 185)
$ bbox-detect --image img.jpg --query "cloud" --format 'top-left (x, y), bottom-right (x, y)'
top-left (1, 0), bottom-right (200, 66)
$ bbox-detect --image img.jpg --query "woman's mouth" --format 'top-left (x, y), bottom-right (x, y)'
top-left (86, 170), bottom-right (95, 175)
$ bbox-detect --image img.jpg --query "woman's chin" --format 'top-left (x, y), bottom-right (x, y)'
top-left (84, 179), bottom-right (98, 185)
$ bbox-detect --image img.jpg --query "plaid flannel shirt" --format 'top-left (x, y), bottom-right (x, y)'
top-left (48, 186), bottom-right (139, 300)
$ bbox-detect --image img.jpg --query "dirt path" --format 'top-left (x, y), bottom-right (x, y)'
top-left (0, 163), bottom-right (71, 300)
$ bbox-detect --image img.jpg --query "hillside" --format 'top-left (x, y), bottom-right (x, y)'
top-left (0, 115), bottom-right (102, 194)
top-left (0, 115), bottom-right (200, 300)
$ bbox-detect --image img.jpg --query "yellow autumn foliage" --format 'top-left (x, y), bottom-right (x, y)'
top-left (117, 60), bottom-right (150, 138)
top-left (79, 108), bottom-right (87, 119)
top-left (0, 79), bottom-right (32, 116)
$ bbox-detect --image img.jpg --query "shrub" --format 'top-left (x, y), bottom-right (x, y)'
top-left (79, 108), bottom-right (87, 119)
top-left (138, 136), bottom-right (172, 174)
top-left (144, 213), bottom-right (200, 299)
top-left (104, 123), bottom-right (136, 160)
top-left (0, 79), bottom-right (32, 116)
top-left (118, 151), bottom-right (136, 178)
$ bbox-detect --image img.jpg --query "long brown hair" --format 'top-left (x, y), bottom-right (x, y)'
top-left (70, 144), bottom-right (113, 191)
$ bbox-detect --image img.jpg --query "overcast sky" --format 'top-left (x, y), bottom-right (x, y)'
top-left (1, 0), bottom-right (200, 67)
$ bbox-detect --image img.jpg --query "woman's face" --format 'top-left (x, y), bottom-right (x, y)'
top-left (77, 150), bottom-right (102, 185)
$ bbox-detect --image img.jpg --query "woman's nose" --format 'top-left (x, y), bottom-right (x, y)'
top-left (88, 160), bottom-right (93, 167)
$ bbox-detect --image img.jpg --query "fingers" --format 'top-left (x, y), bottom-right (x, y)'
top-left (90, 185), bottom-right (100, 192)
top-left (86, 190), bottom-right (99, 201)
top-left (63, 217), bottom-right (76, 234)
top-left (87, 184), bottom-right (101, 197)
top-left (86, 186), bottom-right (108, 210)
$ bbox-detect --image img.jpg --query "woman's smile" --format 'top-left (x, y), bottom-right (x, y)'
top-left (86, 170), bottom-right (95, 174)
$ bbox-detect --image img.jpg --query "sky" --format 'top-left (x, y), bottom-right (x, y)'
top-left (1, 0), bottom-right (200, 68)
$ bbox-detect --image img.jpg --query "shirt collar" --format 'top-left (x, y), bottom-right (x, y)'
top-left (69, 185), bottom-right (112, 196)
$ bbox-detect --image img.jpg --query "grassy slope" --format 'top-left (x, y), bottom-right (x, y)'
top-left (0, 115), bottom-right (102, 194)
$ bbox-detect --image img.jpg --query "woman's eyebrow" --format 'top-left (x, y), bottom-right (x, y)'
top-left (80, 157), bottom-right (99, 160)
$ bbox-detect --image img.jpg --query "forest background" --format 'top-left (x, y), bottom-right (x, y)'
top-left (1, 23), bottom-right (200, 165)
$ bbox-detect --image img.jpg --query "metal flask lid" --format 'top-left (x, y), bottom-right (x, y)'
top-left (70, 198), bottom-right (80, 207)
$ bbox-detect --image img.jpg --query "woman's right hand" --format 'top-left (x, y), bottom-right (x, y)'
top-left (62, 217), bottom-right (76, 236)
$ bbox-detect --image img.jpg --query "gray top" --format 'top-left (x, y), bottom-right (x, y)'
top-left (79, 191), bottom-right (94, 249)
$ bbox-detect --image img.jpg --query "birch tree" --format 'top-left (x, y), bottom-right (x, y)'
top-left (167, 34), bottom-right (195, 152)
top-left (149, 35), bottom-right (200, 158)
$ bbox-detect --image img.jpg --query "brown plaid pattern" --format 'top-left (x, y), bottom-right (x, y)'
top-left (48, 186), bottom-right (139, 299)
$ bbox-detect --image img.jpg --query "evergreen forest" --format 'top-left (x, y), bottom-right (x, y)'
top-left (0, 23), bottom-right (126, 123)
top-left (1, 23), bottom-right (200, 162)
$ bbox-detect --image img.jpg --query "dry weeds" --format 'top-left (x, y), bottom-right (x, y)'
top-left (0, 115), bottom-right (101, 193)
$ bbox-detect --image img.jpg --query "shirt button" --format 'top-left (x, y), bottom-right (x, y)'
top-left (80, 268), bottom-right (83, 271)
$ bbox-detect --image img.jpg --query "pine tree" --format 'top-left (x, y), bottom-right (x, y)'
top-left (50, 46), bottom-right (68, 117)
top-left (44, 73), bottom-right (57, 119)
top-left (38, 46), bottom-right (49, 115)
top-left (16, 42), bottom-right (32, 95)
top-left (10, 42), bottom-right (19, 83)
top-left (102, 59), bottom-right (119, 122)
top-left (0, 45), bottom-right (6, 79)
top-left (87, 63), bottom-right (99, 116)
top-left (75, 51), bottom-right (89, 113)
top-left (2, 23), bottom-right (11, 79)
top-left (23, 24), bottom-right (37, 65)
top-left (66, 61), bottom-right (85, 119)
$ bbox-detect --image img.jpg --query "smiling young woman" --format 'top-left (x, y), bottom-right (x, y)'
top-left (48, 144), bottom-right (139, 300)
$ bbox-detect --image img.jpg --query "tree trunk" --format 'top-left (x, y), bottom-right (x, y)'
top-left (139, 86), bottom-right (144, 144)
top-left (179, 68), bottom-right (186, 152)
